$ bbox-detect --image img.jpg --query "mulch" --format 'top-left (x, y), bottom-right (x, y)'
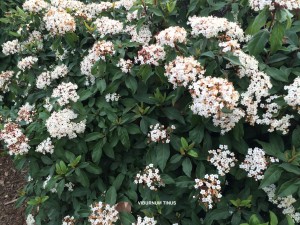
top-left (0, 152), bottom-right (26, 225)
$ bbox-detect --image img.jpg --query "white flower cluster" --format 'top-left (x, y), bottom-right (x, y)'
top-left (156, 26), bottom-right (187, 47)
top-left (239, 147), bottom-right (278, 180)
top-left (35, 138), bottom-right (54, 154)
top-left (2, 39), bottom-right (20, 55)
top-left (42, 175), bottom-right (52, 189)
top-left (89, 201), bottom-right (119, 225)
top-left (65, 182), bottom-right (74, 191)
top-left (189, 76), bottom-right (244, 133)
top-left (23, 0), bottom-right (49, 13)
top-left (84, 2), bottom-right (113, 19)
top-left (257, 96), bottom-right (294, 134)
top-left (62, 215), bottom-right (76, 225)
top-left (164, 56), bottom-right (205, 88)
top-left (81, 40), bottom-right (115, 84)
top-left (94, 17), bottom-right (123, 38)
top-left (188, 16), bottom-right (246, 42)
top-left (105, 93), bottom-right (120, 102)
top-left (0, 71), bottom-right (14, 92)
top-left (26, 214), bottom-right (35, 225)
top-left (135, 45), bottom-right (166, 66)
top-left (249, 0), bottom-right (300, 11)
top-left (263, 185), bottom-right (300, 223)
top-left (284, 77), bottom-right (300, 113)
top-left (116, 59), bottom-right (133, 73)
top-left (219, 40), bottom-right (240, 53)
top-left (232, 50), bottom-right (259, 78)
top-left (208, 145), bottom-right (237, 176)
top-left (147, 124), bottom-right (175, 143)
top-left (36, 64), bottom-right (69, 89)
top-left (193, 174), bottom-right (222, 209)
top-left (43, 7), bottom-right (76, 35)
top-left (125, 25), bottom-right (152, 45)
top-left (119, 0), bottom-right (136, 10)
top-left (46, 109), bottom-right (86, 139)
top-left (134, 164), bottom-right (165, 191)
top-left (0, 122), bottom-right (30, 156)
top-left (16, 103), bottom-right (36, 124)
top-left (17, 56), bottom-right (38, 71)
top-left (133, 216), bottom-right (157, 225)
top-left (51, 82), bottom-right (79, 106)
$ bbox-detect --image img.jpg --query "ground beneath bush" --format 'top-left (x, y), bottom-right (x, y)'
top-left (0, 152), bottom-right (26, 225)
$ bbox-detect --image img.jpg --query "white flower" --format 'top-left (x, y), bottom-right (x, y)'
top-left (133, 216), bottom-right (157, 225)
top-left (16, 103), bottom-right (35, 124)
top-left (35, 138), bottom-right (54, 154)
top-left (0, 71), bottom-right (14, 92)
top-left (17, 56), bottom-right (38, 71)
top-left (89, 202), bottom-right (119, 225)
top-left (46, 109), bottom-right (86, 139)
top-left (0, 122), bottom-right (30, 156)
top-left (135, 44), bottom-right (165, 66)
top-left (148, 124), bottom-right (175, 143)
top-left (105, 93), bottom-right (120, 102)
top-left (156, 26), bottom-right (187, 47)
top-left (51, 82), bottom-right (79, 106)
top-left (65, 182), bottom-right (74, 192)
top-left (62, 215), bottom-right (76, 225)
top-left (125, 25), bottom-right (152, 45)
top-left (208, 145), bottom-right (237, 176)
top-left (94, 17), bottom-right (123, 38)
top-left (26, 214), bottom-right (35, 225)
top-left (116, 59), bottom-right (133, 73)
top-left (164, 56), bottom-right (205, 88)
top-left (43, 7), bottom-right (76, 35)
top-left (23, 0), bottom-right (49, 13)
top-left (2, 40), bottom-right (20, 55)
top-left (134, 164), bottom-right (165, 191)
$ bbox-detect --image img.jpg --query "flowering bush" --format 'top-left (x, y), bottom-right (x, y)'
top-left (1, 0), bottom-right (300, 224)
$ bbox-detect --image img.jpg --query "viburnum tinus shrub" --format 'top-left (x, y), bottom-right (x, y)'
top-left (1, 0), bottom-right (300, 224)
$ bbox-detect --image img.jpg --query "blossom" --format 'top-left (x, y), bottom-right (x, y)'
top-left (147, 124), bottom-right (175, 143)
top-left (193, 174), bottom-right (222, 209)
top-left (26, 214), bottom-right (35, 225)
top-left (43, 7), bottom-right (76, 35)
top-left (46, 109), bottom-right (86, 139)
top-left (94, 17), bottom-right (123, 38)
top-left (164, 56), bottom-right (205, 88)
top-left (105, 93), bottom-right (120, 102)
top-left (62, 215), bottom-right (76, 225)
top-left (84, 2), bottom-right (113, 19)
top-left (133, 216), bottom-right (157, 225)
top-left (35, 138), bottom-right (54, 154)
top-left (23, 0), bottom-right (49, 13)
top-left (188, 16), bottom-right (246, 42)
top-left (0, 71), bottom-right (14, 92)
top-left (17, 56), bottom-right (38, 71)
top-left (0, 122), bottom-right (30, 155)
top-left (51, 82), bottom-right (79, 106)
top-left (16, 103), bottom-right (36, 124)
top-left (284, 77), bottom-right (300, 113)
top-left (21, 30), bottom-right (44, 51)
top-left (36, 71), bottom-right (52, 89)
top-left (156, 26), bottom-right (187, 47)
top-left (89, 201), bottom-right (119, 225)
top-left (134, 164), bottom-right (165, 191)
top-left (125, 25), bottom-right (152, 45)
top-left (135, 44), bottom-right (166, 66)
top-left (65, 182), bottom-right (74, 191)
top-left (116, 59), bottom-right (133, 73)
top-left (2, 39), bottom-right (20, 55)
top-left (208, 145), bottom-right (237, 176)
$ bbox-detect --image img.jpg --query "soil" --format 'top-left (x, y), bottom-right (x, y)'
top-left (0, 152), bottom-right (26, 225)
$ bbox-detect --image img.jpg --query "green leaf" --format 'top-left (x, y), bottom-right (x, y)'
top-left (75, 169), bottom-right (90, 187)
top-left (266, 67), bottom-right (289, 82)
top-left (65, 32), bottom-right (79, 48)
top-left (277, 179), bottom-right (300, 197)
top-left (86, 163), bottom-right (102, 174)
top-left (162, 107), bottom-right (185, 124)
top-left (247, 8), bottom-right (269, 34)
top-left (149, 6), bottom-right (164, 17)
top-left (85, 132), bottom-right (104, 142)
top-left (119, 212), bottom-right (136, 225)
top-left (182, 158), bottom-right (192, 177)
top-left (270, 22), bottom-right (285, 53)
top-left (189, 125), bottom-right (204, 144)
top-left (156, 143), bottom-right (170, 171)
top-left (247, 30), bottom-right (269, 56)
top-left (125, 76), bottom-right (138, 94)
top-left (187, 149), bottom-right (198, 158)
top-left (112, 173), bottom-right (125, 190)
top-left (259, 165), bottom-right (283, 189)
top-left (118, 127), bottom-right (130, 149)
top-left (292, 126), bottom-right (300, 148)
top-left (105, 186), bottom-right (117, 205)
top-left (181, 137), bottom-right (189, 148)
top-left (270, 211), bottom-right (278, 225)
top-left (279, 163), bottom-right (300, 175)
top-left (92, 141), bottom-right (103, 163)
top-left (223, 53), bottom-right (242, 66)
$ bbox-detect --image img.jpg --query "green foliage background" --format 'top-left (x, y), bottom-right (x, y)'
top-left (0, 0), bottom-right (300, 225)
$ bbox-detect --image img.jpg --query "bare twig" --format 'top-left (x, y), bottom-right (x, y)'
top-left (4, 198), bottom-right (18, 206)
